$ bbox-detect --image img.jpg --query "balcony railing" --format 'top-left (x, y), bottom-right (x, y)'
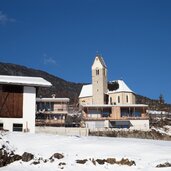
top-left (83, 116), bottom-right (149, 121)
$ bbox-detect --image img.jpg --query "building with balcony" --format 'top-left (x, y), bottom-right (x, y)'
top-left (36, 97), bottom-right (70, 126)
top-left (79, 55), bottom-right (149, 130)
top-left (82, 104), bottom-right (149, 129)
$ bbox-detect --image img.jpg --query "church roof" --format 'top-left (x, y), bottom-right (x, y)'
top-left (108, 80), bottom-right (133, 94)
top-left (79, 80), bottom-right (133, 98)
top-left (0, 75), bottom-right (52, 87)
top-left (79, 84), bottom-right (92, 98)
top-left (97, 55), bottom-right (106, 68)
top-left (36, 98), bottom-right (69, 102)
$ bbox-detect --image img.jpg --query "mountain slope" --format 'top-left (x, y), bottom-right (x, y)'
top-left (0, 62), bottom-right (83, 103)
top-left (136, 94), bottom-right (171, 112)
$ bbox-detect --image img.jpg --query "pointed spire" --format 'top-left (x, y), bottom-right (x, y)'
top-left (96, 50), bottom-right (101, 57)
top-left (94, 51), bottom-right (106, 68)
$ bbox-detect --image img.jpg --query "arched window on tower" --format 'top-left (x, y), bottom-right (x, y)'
top-left (126, 95), bottom-right (129, 103)
top-left (110, 97), bottom-right (112, 104)
top-left (96, 69), bottom-right (99, 75)
top-left (118, 96), bottom-right (120, 103)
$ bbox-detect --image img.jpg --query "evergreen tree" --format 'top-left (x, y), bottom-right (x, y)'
top-left (159, 94), bottom-right (164, 104)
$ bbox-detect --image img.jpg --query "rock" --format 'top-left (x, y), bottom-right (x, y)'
top-left (59, 162), bottom-right (66, 166)
top-left (76, 159), bottom-right (88, 164)
top-left (0, 149), bottom-right (22, 167)
top-left (96, 159), bottom-right (106, 165)
top-left (31, 157), bottom-right (45, 165)
top-left (2, 145), bottom-right (6, 149)
top-left (106, 158), bottom-right (116, 164)
top-left (91, 158), bottom-right (96, 165)
top-left (120, 158), bottom-right (129, 165)
top-left (54, 153), bottom-right (64, 159)
top-left (156, 162), bottom-right (171, 168)
top-left (44, 159), bottom-right (48, 163)
top-left (0, 150), bottom-right (9, 167)
top-left (50, 153), bottom-right (64, 160)
top-left (31, 161), bottom-right (40, 165)
top-left (22, 152), bottom-right (34, 162)
top-left (129, 160), bottom-right (136, 166)
top-left (119, 158), bottom-right (136, 166)
top-left (89, 129), bottom-right (171, 141)
top-left (50, 158), bottom-right (54, 163)
top-left (9, 154), bottom-right (22, 163)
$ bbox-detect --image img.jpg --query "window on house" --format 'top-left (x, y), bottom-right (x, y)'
top-left (13, 123), bottom-right (23, 132)
top-left (96, 69), bottom-right (99, 75)
top-left (118, 96), bottom-right (120, 103)
top-left (101, 111), bottom-right (110, 117)
top-left (37, 102), bottom-right (54, 111)
top-left (37, 102), bottom-right (43, 111)
top-left (110, 97), bottom-right (112, 104)
top-left (0, 123), bottom-right (3, 130)
top-left (126, 95), bottom-right (129, 103)
top-left (45, 102), bottom-right (54, 111)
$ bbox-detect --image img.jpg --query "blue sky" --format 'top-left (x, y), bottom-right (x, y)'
top-left (0, 0), bottom-right (171, 103)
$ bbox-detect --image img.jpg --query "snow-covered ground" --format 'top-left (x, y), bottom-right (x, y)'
top-left (1, 132), bottom-right (171, 171)
top-left (147, 110), bottom-right (171, 115)
top-left (152, 126), bottom-right (171, 136)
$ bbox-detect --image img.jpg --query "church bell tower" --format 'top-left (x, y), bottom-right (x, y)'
top-left (92, 55), bottom-right (107, 105)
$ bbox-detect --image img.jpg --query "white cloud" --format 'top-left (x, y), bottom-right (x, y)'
top-left (0, 11), bottom-right (16, 25)
top-left (43, 54), bottom-right (57, 66)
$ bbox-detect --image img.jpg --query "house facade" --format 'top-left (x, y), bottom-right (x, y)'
top-left (79, 55), bottom-right (149, 130)
top-left (36, 97), bottom-right (70, 126)
top-left (0, 75), bottom-right (51, 133)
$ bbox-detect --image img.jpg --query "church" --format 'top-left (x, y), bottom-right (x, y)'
top-left (79, 55), bottom-right (149, 130)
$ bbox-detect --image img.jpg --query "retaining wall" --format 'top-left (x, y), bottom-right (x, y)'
top-left (36, 126), bottom-right (89, 136)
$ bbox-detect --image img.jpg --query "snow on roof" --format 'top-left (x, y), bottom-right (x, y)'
top-left (79, 80), bottom-right (133, 98)
top-left (79, 84), bottom-right (92, 98)
top-left (36, 98), bottom-right (70, 102)
top-left (0, 75), bottom-right (52, 87)
top-left (108, 80), bottom-right (133, 94)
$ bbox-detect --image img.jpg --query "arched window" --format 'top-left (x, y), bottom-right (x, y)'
top-left (118, 96), bottom-right (120, 103)
top-left (96, 69), bottom-right (99, 75)
top-left (126, 95), bottom-right (129, 103)
top-left (110, 97), bottom-right (112, 104)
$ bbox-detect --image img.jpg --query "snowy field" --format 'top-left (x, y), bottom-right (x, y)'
top-left (1, 132), bottom-right (171, 171)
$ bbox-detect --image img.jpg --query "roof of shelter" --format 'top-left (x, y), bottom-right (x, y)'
top-left (36, 98), bottom-right (70, 102)
top-left (0, 75), bottom-right (52, 87)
